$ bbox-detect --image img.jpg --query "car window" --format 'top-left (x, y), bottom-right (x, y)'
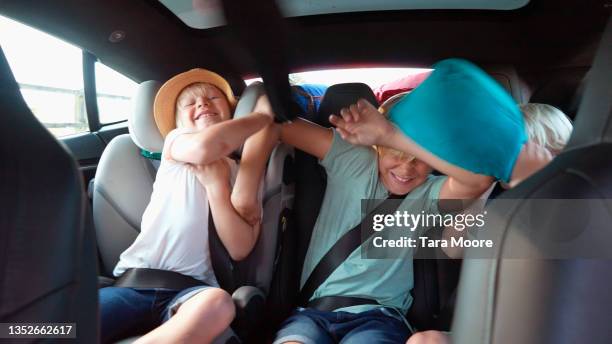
top-left (0, 15), bottom-right (87, 137)
top-left (246, 67), bottom-right (431, 89)
top-left (95, 62), bottom-right (137, 124)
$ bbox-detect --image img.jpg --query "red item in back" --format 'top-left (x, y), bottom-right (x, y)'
top-left (374, 71), bottom-right (432, 103)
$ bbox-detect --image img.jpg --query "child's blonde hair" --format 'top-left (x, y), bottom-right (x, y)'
top-left (521, 103), bottom-right (573, 155)
top-left (376, 91), bottom-right (418, 161)
top-left (378, 91), bottom-right (410, 117)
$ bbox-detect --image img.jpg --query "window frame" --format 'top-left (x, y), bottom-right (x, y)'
top-left (83, 51), bottom-right (136, 133)
top-left (82, 51), bottom-right (101, 132)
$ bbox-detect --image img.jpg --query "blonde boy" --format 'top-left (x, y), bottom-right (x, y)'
top-left (405, 103), bottom-right (573, 344)
top-left (99, 69), bottom-right (277, 344)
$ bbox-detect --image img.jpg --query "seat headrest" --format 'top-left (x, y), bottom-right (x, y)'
top-left (316, 83), bottom-right (379, 127)
top-left (128, 80), bottom-right (164, 153)
top-left (234, 81), bottom-right (266, 120)
top-left (482, 65), bottom-right (527, 104)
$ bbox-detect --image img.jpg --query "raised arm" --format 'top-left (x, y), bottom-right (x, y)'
top-left (330, 99), bottom-right (493, 198)
top-left (279, 118), bottom-right (334, 160)
top-left (168, 113), bottom-right (272, 165)
top-left (232, 95), bottom-right (280, 225)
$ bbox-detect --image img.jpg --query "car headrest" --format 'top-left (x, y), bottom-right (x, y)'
top-left (234, 81), bottom-right (266, 120)
top-left (316, 83), bottom-right (379, 128)
top-left (482, 65), bottom-right (528, 104)
top-left (227, 81), bottom-right (268, 158)
top-left (128, 80), bottom-right (164, 153)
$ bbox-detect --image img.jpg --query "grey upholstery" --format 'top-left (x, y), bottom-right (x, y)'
top-left (484, 65), bottom-right (528, 104)
top-left (93, 81), bottom-right (162, 276)
top-left (452, 18), bottom-right (612, 344)
top-left (128, 80), bottom-right (164, 153)
top-left (0, 47), bottom-right (98, 342)
top-left (232, 81), bottom-right (296, 293)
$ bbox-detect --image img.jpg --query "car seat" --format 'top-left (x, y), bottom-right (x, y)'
top-left (92, 80), bottom-right (294, 343)
top-left (452, 18), bottom-right (612, 344)
top-left (0, 46), bottom-right (98, 343)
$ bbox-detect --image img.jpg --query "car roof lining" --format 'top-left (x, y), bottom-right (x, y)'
top-left (0, 0), bottom-right (607, 98)
top-left (160, 0), bottom-right (531, 30)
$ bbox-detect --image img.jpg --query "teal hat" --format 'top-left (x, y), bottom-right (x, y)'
top-left (388, 58), bottom-right (526, 182)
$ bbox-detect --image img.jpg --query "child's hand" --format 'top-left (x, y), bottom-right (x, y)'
top-left (329, 99), bottom-right (394, 146)
top-left (191, 159), bottom-right (231, 191)
top-left (254, 94), bottom-right (275, 119)
top-left (231, 189), bottom-right (262, 226)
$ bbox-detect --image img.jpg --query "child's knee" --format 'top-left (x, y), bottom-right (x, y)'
top-left (182, 288), bottom-right (235, 325)
top-left (406, 330), bottom-right (450, 344)
top-left (202, 288), bottom-right (235, 321)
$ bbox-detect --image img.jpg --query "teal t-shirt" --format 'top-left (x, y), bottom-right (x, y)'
top-left (300, 130), bottom-right (446, 315)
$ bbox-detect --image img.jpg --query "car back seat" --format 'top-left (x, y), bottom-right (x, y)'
top-left (92, 80), bottom-right (294, 342)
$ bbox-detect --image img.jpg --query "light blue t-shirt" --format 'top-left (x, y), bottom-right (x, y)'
top-left (300, 130), bottom-right (446, 315)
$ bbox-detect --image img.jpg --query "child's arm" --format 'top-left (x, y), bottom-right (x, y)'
top-left (330, 100), bottom-right (493, 258)
top-left (168, 114), bottom-right (272, 165)
top-left (232, 95), bottom-right (280, 225)
top-left (279, 118), bottom-right (334, 160)
top-left (194, 159), bottom-right (260, 261)
top-left (231, 108), bottom-right (334, 224)
top-left (330, 99), bottom-right (493, 198)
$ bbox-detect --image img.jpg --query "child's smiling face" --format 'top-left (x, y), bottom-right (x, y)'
top-left (377, 146), bottom-right (432, 195)
top-left (175, 83), bottom-right (231, 130)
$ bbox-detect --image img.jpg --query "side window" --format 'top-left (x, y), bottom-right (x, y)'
top-left (95, 62), bottom-right (137, 124)
top-left (0, 15), bottom-right (87, 137)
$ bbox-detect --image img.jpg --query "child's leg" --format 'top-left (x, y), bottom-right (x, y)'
top-left (406, 330), bottom-right (451, 344)
top-left (134, 287), bottom-right (235, 344)
top-left (99, 286), bottom-right (170, 343)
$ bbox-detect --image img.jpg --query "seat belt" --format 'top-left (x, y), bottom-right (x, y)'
top-left (113, 268), bottom-right (205, 290)
top-left (208, 203), bottom-right (242, 293)
top-left (113, 202), bottom-right (240, 291)
top-left (219, 0), bottom-right (298, 122)
top-left (299, 194), bottom-right (405, 308)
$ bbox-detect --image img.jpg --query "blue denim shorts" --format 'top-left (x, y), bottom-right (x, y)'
top-left (99, 285), bottom-right (213, 343)
top-left (273, 307), bottom-right (411, 344)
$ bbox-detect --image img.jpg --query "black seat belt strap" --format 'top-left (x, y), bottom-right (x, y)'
top-left (113, 268), bottom-right (204, 290)
top-left (307, 296), bottom-right (378, 312)
top-left (299, 195), bottom-right (405, 305)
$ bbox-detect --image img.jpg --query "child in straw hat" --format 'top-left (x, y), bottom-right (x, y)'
top-left (100, 68), bottom-right (276, 344)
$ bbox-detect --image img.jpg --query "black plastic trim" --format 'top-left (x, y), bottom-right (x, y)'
top-left (82, 51), bottom-right (101, 132)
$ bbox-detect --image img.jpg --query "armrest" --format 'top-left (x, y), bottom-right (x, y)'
top-left (232, 285), bottom-right (266, 311)
top-left (231, 286), bottom-right (266, 340)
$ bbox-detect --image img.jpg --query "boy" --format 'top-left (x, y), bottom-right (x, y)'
top-left (99, 68), bottom-right (277, 344)
top-left (403, 103), bottom-right (573, 344)
top-left (235, 62), bottom-right (521, 342)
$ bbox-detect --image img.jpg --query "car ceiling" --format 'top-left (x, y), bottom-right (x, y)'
top-left (0, 0), bottom-right (608, 93)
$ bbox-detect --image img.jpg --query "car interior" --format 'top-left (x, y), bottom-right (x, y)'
top-left (0, 0), bottom-right (610, 343)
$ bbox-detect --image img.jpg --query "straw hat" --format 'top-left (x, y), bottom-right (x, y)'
top-left (153, 68), bottom-right (237, 137)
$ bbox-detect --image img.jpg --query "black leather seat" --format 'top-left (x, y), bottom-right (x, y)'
top-left (452, 17), bottom-right (612, 344)
top-left (0, 47), bottom-right (98, 342)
